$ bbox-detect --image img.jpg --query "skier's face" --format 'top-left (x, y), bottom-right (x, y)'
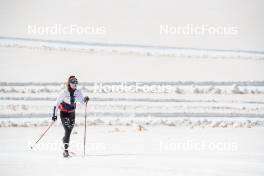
top-left (69, 83), bottom-right (77, 90)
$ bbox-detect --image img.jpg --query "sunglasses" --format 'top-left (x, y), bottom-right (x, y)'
top-left (69, 78), bottom-right (78, 84)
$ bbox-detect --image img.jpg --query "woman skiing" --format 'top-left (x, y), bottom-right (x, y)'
top-left (52, 76), bottom-right (89, 157)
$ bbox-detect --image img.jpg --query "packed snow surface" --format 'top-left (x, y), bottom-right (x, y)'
top-left (0, 126), bottom-right (264, 176)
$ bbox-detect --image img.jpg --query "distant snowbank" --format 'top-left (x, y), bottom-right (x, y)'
top-left (0, 117), bottom-right (264, 128)
top-left (1, 82), bottom-right (264, 95)
top-left (0, 82), bottom-right (263, 119)
top-left (1, 36), bottom-right (264, 60)
top-left (1, 81), bottom-right (264, 86)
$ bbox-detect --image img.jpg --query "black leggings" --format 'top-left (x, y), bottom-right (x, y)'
top-left (60, 111), bottom-right (75, 150)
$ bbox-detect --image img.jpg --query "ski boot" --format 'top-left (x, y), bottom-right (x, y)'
top-left (63, 150), bottom-right (70, 158)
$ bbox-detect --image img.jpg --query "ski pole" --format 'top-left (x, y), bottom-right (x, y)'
top-left (83, 101), bottom-right (88, 157)
top-left (30, 121), bottom-right (55, 149)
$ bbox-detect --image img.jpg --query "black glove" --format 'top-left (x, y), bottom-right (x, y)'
top-left (52, 106), bottom-right (57, 121)
top-left (84, 96), bottom-right (90, 103)
top-left (52, 115), bottom-right (57, 121)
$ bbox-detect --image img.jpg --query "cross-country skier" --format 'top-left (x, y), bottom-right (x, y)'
top-left (51, 76), bottom-right (89, 157)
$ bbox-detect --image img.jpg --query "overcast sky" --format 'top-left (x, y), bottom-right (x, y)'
top-left (0, 0), bottom-right (263, 51)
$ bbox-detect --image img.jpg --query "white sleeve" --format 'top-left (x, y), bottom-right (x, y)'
top-left (75, 89), bottom-right (85, 104)
top-left (53, 90), bottom-right (65, 116)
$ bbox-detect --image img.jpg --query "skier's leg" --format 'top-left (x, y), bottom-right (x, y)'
top-left (63, 112), bottom-right (75, 149)
top-left (60, 111), bottom-right (75, 157)
top-left (60, 112), bottom-right (72, 151)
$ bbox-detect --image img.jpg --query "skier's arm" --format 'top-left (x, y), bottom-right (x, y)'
top-left (53, 90), bottom-right (65, 117)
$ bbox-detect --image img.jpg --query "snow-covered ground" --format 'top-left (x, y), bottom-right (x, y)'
top-left (0, 27), bottom-right (264, 175)
top-left (0, 126), bottom-right (264, 176)
top-left (1, 1), bottom-right (264, 175)
top-left (0, 41), bottom-right (264, 82)
top-left (1, 75), bottom-right (264, 175)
